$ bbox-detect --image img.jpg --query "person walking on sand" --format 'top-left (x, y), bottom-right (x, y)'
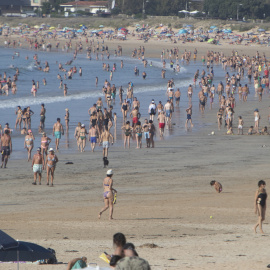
top-left (89, 125), bottom-right (98, 152)
top-left (254, 180), bottom-right (267, 234)
top-left (40, 103), bottom-right (46, 130)
top-left (74, 122), bottom-right (81, 151)
top-left (79, 124), bottom-right (87, 152)
top-left (157, 111), bottom-right (165, 137)
top-left (32, 147), bottom-right (44, 185)
top-left (100, 127), bottom-right (114, 158)
top-left (185, 106), bottom-right (194, 128)
top-left (24, 129), bottom-right (35, 161)
top-left (1, 129), bottom-right (12, 168)
top-left (99, 169), bottom-right (117, 220)
top-left (46, 148), bottom-right (58, 186)
top-left (254, 109), bottom-right (260, 133)
top-left (40, 132), bottom-right (51, 163)
top-left (53, 118), bottom-right (64, 150)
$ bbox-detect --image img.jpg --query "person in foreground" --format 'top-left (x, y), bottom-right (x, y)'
top-left (99, 169), bottom-right (117, 220)
top-left (115, 242), bottom-right (151, 270)
top-left (108, 233), bottom-right (126, 267)
top-left (66, 256), bottom-right (87, 270)
top-left (254, 180), bottom-right (267, 234)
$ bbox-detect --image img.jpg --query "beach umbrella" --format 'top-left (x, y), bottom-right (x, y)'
top-left (77, 29), bottom-right (83, 33)
top-left (49, 26), bottom-right (55, 30)
top-left (99, 25), bottom-right (104, 28)
top-left (178, 29), bottom-right (187, 34)
top-left (210, 26), bottom-right (216, 29)
top-left (0, 241), bottom-right (55, 262)
top-left (0, 230), bottom-right (55, 269)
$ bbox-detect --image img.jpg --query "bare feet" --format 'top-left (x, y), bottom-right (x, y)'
top-left (98, 212), bottom-right (101, 219)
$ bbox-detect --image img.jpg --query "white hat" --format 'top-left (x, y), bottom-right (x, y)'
top-left (107, 169), bottom-right (113, 175)
top-left (48, 148), bottom-right (54, 152)
top-left (81, 124), bottom-right (85, 127)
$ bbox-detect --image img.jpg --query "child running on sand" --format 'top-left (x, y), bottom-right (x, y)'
top-left (210, 180), bottom-right (222, 193)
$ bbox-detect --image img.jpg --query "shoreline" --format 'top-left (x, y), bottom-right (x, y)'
top-left (1, 31), bottom-right (270, 269)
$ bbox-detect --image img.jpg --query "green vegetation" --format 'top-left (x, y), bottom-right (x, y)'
top-left (204, 0), bottom-right (270, 20)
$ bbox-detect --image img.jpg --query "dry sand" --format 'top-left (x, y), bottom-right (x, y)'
top-left (0, 31), bottom-right (270, 270)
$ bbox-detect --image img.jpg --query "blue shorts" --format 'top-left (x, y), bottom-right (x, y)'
top-left (127, 98), bottom-right (132, 104)
top-left (91, 137), bottom-right (97, 143)
top-left (144, 132), bottom-right (149, 139)
top-left (54, 131), bottom-right (61, 139)
top-left (166, 110), bottom-right (170, 117)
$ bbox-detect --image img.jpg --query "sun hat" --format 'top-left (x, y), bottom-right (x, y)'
top-left (48, 148), bottom-right (54, 152)
top-left (37, 147), bottom-right (41, 151)
top-left (81, 124), bottom-right (85, 127)
top-left (65, 108), bottom-right (69, 111)
top-left (107, 169), bottom-right (113, 175)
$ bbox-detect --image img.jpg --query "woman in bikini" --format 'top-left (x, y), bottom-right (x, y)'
top-left (254, 180), bottom-right (267, 233)
top-left (40, 132), bottom-right (51, 162)
top-left (135, 121), bottom-right (142, 149)
top-left (79, 124), bottom-right (87, 152)
top-left (46, 148), bottom-right (58, 186)
top-left (24, 129), bottom-right (35, 161)
top-left (99, 169), bottom-right (117, 220)
top-left (121, 121), bottom-right (132, 149)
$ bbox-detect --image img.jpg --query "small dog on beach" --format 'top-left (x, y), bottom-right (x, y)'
top-left (103, 157), bottom-right (109, 168)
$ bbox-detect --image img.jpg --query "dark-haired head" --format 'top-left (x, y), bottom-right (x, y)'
top-left (113, 233), bottom-right (126, 247)
top-left (258, 180), bottom-right (266, 187)
top-left (210, 180), bottom-right (216, 186)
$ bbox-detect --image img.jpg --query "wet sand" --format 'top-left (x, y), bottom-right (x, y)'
top-left (1, 36), bottom-right (270, 269)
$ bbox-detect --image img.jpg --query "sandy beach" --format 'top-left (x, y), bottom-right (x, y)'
top-left (1, 19), bottom-right (270, 270)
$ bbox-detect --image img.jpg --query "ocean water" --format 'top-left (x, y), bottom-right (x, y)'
top-left (0, 47), bottom-right (236, 159)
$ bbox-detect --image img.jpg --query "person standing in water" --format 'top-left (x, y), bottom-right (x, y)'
top-left (99, 169), bottom-right (117, 220)
top-left (254, 180), bottom-right (267, 234)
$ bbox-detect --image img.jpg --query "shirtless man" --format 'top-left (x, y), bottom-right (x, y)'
top-left (132, 97), bottom-right (140, 109)
top-left (100, 127), bottom-right (114, 158)
top-left (15, 106), bottom-right (23, 129)
top-left (164, 100), bottom-right (172, 126)
top-left (40, 103), bottom-right (46, 130)
top-left (142, 119), bottom-right (150, 148)
top-left (175, 88), bottom-right (181, 106)
top-left (185, 106), bottom-right (194, 128)
top-left (157, 111), bottom-right (166, 136)
top-left (52, 118), bottom-right (64, 150)
top-left (1, 130), bottom-right (12, 168)
top-left (88, 104), bottom-right (97, 117)
top-left (130, 107), bottom-right (140, 127)
top-left (89, 125), bottom-right (98, 152)
top-left (74, 122), bottom-right (81, 151)
top-left (32, 147), bottom-right (44, 185)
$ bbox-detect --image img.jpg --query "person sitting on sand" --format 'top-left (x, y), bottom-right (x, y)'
top-left (247, 126), bottom-right (254, 135)
top-left (108, 233), bottom-right (126, 267)
top-left (226, 127), bottom-right (233, 135)
top-left (260, 126), bottom-right (269, 135)
top-left (210, 180), bottom-right (222, 193)
top-left (67, 256), bottom-right (87, 270)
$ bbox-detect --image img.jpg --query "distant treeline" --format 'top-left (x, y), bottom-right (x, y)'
top-left (204, 0), bottom-right (270, 20)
